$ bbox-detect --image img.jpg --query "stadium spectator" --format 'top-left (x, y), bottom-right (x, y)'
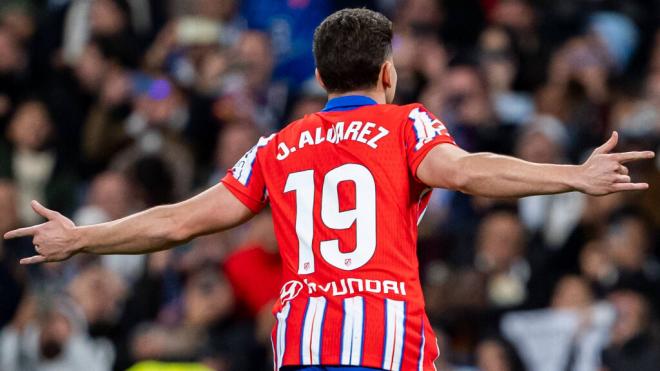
top-left (601, 289), bottom-right (660, 371)
top-left (473, 208), bottom-right (529, 309)
top-left (0, 294), bottom-right (115, 371)
top-left (74, 171), bottom-right (144, 282)
top-left (475, 337), bottom-right (526, 371)
top-left (1, 100), bottom-right (77, 224)
top-left (502, 275), bottom-right (616, 371)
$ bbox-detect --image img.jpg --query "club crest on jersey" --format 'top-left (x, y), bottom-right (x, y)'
top-left (409, 107), bottom-right (449, 151)
top-left (280, 280), bottom-right (304, 304)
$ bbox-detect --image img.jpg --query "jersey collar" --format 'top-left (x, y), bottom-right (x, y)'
top-left (321, 95), bottom-right (378, 112)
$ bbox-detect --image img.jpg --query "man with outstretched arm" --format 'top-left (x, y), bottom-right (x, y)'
top-left (5, 8), bottom-right (654, 371)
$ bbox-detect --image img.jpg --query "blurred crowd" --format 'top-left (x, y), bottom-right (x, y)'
top-left (0, 0), bottom-right (658, 370)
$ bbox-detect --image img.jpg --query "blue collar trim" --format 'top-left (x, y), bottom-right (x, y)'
top-left (321, 95), bottom-right (378, 112)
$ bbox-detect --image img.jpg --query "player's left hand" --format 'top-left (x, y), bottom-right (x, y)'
top-left (578, 131), bottom-right (655, 196)
top-left (3, 200), bottom-right (79, 264)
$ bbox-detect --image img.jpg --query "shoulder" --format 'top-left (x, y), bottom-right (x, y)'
top-left (376, 102), bottom-right (431, 119)
top-left (369, 103), bottom-right (424, 116)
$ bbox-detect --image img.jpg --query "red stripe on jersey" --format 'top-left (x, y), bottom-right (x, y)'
top-left (281, 299), bottom-right (306, 366)
top-left (320, 297), bottom-right (344, 365)
top-left (361, 298), bottom-right (386, 367)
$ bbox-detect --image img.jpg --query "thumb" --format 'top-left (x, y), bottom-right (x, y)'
top-left (31, 200), bottom-right (59, 221)
top-left (593, 131), bottom-right (618, 155)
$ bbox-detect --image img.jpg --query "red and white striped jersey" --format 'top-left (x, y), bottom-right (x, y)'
top-left (222, 95), bottom-right (456, 370)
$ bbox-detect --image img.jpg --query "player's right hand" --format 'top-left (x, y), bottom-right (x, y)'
top-left (578, 131), bottom-right (655, 196)
top-left (3, 200), bottom-right (79, 265)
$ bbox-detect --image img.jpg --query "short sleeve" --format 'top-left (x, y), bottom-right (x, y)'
top-left (404, 104), bottom-right (456, 181)
top-left (221, 136), bottom-right (273, 213)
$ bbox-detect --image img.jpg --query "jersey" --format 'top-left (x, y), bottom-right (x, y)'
top-left (221, 95), bottom-right (456, 371)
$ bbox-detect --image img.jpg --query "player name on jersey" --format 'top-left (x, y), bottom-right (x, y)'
top-left (277, 121), bottom-right (390, 160)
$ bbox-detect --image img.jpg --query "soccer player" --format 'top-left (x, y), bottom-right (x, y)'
top-left (4, 8), bottom-right (655, 371)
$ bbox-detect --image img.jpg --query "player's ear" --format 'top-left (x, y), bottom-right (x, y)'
top-left (381, 61), bottom-right (393, 89)
top-left (315, 69), bottom-right (327, 90)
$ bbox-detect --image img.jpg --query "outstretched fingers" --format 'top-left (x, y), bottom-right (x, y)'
top-left (20, 255), bottom-right (47, 265)
top-left (593, 131), bottom-right (619, 155)
top-left (3, 224), bottom-right (42, 239)
top-left (610, 151), bottom-right (655, 164)
top-left (611, 182), bottom-right (649, 192)
top-left (31, 200), bottom-right (60, 221)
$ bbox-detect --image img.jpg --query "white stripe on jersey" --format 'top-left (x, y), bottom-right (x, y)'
top-left (271, 338), bottom-right (276, 371)
top-left (382, 299), bottom-right (406, 371)
top-left (433, 336), bottom-right (440, 371)
top-left (417, 319), bottom-right (426, 371)
top-left (341, 296), bottom-right (365, 365)
top-left (232, 134), bottom-right (275, 185)
top-left (275, 302), bottom-right (291, 369)
top-left (417, 188), bottom-right (432, 226)
top-left (301, 297), bottom-right (327, 365)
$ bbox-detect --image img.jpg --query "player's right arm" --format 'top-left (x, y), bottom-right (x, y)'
top-left (3, 182), bottom-right (255, 265)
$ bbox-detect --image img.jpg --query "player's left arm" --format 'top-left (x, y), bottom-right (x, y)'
top-left (417, 131), bottom-right (655, 197)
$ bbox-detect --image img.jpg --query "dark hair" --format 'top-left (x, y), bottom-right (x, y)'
top-left (313, 8), bottom-right (393, 93)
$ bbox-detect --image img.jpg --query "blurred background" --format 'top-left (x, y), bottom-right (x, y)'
top-left (0, 0), bottom-right (658, 370)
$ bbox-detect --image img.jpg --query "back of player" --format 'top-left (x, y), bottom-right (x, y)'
top-left (217, 7), bottom-right (460, 371)
top-left (221, 96), bottom-right (455, 370)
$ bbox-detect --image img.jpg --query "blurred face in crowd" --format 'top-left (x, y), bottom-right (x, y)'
top-left (216, 123), bottom-right (258, 170)
top-left (88, 172), bottom-right (134, 220)
top-left (184, 267), bottom-right (234, 326)
top-left (515, 128), bottom-right (562, 164)
top-left (133, 80), bottom-right (186, 126)
top-left (90, 0), bottom-right (127, 36)
top-left (579, 240), bottom-right (615, 283)
top-left (476, 211), bottom-right (524, 272)
top-left (75, 43), bottom-right (109, 92)
top-left (194, 0), bottom-right (237, 21)
top-left (1, 6), bottom-right (36, 42)
top-left (39, 311), bottom-right (73, 359)
top-left (479, 27), bottom-right (517, 92)
top-left (581, 192), bottom-right (625, 226)
top-left (492, 0), bottom-right (535, 32)
top-left (68, 265), bottom-right (127, 325)
top-left (605, 215), bottom-right (649, 271)
top-left (236, 31), bottom-right (274, 91)
top-left (609, 290), bottom-right (649, 346)
top-left (398, 0), bottom-right (443, 34)
top-left (0, 181), bottom-right (18, 235)
top-left (546, 37), bottom-right (610, 104)
top-left (443, 66), bottom-right (492, 126)
top-left (551, 275), bottom-right (594, 310)
top-left (0, 28), bottom-right (24, 73)
top-left (392, 35), bottom-right (417, 88)
top-left (7, 100), bottom-right (53, 151)
top-left (645, 71), bottom-right (660, 106)
top-left (476, 339), bottom-right (513, 371)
